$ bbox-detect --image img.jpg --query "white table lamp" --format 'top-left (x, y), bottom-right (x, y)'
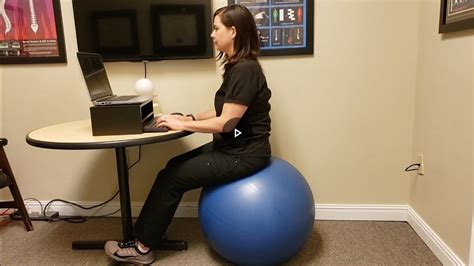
top-left (135, 61), bottom-right (155, 96)
top-left (135, 78), bottom-right (154, 96)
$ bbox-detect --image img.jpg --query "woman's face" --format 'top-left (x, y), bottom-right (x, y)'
top-left (211, 14), bottom-right (235, 56)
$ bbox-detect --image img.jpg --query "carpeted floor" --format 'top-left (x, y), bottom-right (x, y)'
top-left (0, 218), bottom-right (441, 265)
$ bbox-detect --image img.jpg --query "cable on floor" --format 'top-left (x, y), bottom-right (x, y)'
top-left (14, 146), bottom-right (142, 224)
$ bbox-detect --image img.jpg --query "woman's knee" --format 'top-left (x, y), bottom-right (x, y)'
top-left (165, 156), bottom-right (180, 168)
top-left (157, 167), bottom-right (198, 194)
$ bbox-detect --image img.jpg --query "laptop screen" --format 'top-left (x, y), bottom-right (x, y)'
top-left (77, 52), bottom-right (113, 101)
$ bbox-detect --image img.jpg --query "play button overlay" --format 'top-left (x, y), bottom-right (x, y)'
top-left (234, 129), bottom-right (242, 138)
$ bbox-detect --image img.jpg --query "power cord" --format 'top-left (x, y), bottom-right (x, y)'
top-left (36, 146), bottom-right (142, 223)
top-left (24, 197), bottom-right (44, 211)
top-left (42, 190), bottom-right (120, 222)
top-left (404, 163), bottom-right (421, 172)
top-left (0, 208), bottom-right (11, 226)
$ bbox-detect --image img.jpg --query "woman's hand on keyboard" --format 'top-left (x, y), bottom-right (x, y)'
top-left (155, 114), bottom-right (185, 131)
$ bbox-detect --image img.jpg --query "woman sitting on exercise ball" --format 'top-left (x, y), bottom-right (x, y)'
top-left (105, 4), bottom-right (272, 264)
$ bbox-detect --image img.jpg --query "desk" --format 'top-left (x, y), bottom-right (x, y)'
top-left (26, 119), bottom-right (192, 250)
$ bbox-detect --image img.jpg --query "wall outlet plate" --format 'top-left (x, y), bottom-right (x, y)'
top-left (417, 154), bottom-right (424, 175)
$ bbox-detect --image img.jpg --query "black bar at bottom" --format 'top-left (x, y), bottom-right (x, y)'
top-left (157, 240), bottom-right (188, 251)
top-left (72, 240), bottom-right (106, 250)
top-left (72, 240), bottom-right (188, 251)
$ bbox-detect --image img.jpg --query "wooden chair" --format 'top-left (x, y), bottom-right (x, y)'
top-left (0, 138), bottom-right (33, 231)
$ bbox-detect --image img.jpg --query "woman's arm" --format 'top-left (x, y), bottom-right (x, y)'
top-left (158, 103), bottom-right (247, 133)
top-left (194, 108), bottom-right (216, 121)
top-left (170, 108), bottom-right (215, 121)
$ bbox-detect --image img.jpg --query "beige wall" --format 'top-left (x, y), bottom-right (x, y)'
top-left (471, 34), bottom-right (474, 266)
top-left (2, 0), bottom-right (419, 204)
top-left (4, 0), bottom-right (472, 263)
top-left (266, 0), bottom-right (419, 204)
top-left (410, 0), bottom-right (473, 263)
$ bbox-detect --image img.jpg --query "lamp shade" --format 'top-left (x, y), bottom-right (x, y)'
top-left (135, 78), bottom-right (155, 96)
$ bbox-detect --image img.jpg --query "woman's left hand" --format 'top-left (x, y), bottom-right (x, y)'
top-left (155, 114), bottom-right (185, 131)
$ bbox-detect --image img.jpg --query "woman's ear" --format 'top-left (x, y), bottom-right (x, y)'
top-left (231, 26), bottom-right (237, 39)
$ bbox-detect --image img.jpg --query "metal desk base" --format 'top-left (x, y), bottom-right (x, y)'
top-left (72, 148), bottom-right (188, 252)
top-left (72, 240), bottom-right (188, 251)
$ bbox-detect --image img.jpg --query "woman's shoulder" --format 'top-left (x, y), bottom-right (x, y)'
top-left (237, 59), bottom-right (260, 67)
top-left (224, 59), bottom-right (264, 80)
top-left (231, 59), bottom-right (262, 72)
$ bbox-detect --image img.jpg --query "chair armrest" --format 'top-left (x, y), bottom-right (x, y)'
top-left (0, 138), bottom-right (8, 147)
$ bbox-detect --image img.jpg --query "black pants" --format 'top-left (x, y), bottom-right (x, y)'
top-left (133, 142), bottom-right (270, 248)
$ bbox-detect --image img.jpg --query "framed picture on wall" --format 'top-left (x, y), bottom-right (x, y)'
top-left (439, 0), bottom-right (474, 33)
top-left (0, 0), bottom-right (67, 64)
top-left (151, 5), bottom-right (208, 56)
top-left (92, 10), bottom-right (139, 55)
top-left (228, 0), bottom-right (314, 56)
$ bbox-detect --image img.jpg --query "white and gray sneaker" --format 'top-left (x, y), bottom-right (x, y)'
top-left (104, 240), bottom-right (154, 264)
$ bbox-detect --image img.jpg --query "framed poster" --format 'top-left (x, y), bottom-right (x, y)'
top-left (151, 4), bottom-right (208, 55)
top-left (439, 0), bottom-right (474, 33)
top-left (0, 0), bottom-right (67, 64)
top-left (228, 0), bottom-right (314, 56)
top-left (92, 10), bottom-right (139, 55)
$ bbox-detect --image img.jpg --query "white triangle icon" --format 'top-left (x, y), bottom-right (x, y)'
top-left (234, 129), bottom-right (242, 138)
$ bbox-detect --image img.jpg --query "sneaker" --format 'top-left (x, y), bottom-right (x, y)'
top-left (104, 240), bottom-right (154, 264)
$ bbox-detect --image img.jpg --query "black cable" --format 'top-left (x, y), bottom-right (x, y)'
top-left (24, 197), bottom-right (43, 213)
top-left (93, 208), bottom-right (121, 218)
top-left (127, 145), bottom-right (142, 169)
top-left (43, 191), bottom-right (119, 216)
top-left (144, 61), bottom-right (148, 78)
top-left (405, 163), bottom-right (421, 172)
top-left (42, 146), bottom-right (142, 222)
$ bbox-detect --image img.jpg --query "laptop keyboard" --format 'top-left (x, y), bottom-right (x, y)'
top-left (143, 117), bottom-right (169, 132)
top-left (109, 95), bottom-right (136, 101)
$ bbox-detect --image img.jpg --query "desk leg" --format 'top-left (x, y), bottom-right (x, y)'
top-left (72, 147), bottom-right (187, 251)
top-left (72, 147), bottom-right (132, 250)
top-left (115, 147), bottom-right (187, 251)
top-left (115, 147), bottom-right (133, 241)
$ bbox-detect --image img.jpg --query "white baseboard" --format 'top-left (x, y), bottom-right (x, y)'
top-left (406, 207), bottom-right (464, 265)
top-left (20, 200), bottom-right (198, 218)
top-left (16, 201), bottom-right (463, 265)
top-left (314, 204), bottom-right (408, 221)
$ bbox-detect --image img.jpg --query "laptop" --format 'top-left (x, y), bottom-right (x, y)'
top-left (77, 52), bottom-right (151, 106)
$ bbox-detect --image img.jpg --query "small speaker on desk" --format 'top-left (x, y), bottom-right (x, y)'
top-left (90, 100), bottom-right (154, 136)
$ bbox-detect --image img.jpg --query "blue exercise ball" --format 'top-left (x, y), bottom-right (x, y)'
top-left (199, 157), bottom-right (315, 265)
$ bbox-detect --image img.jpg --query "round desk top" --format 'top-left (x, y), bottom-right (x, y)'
top-left (26, 119), bottom-right (192, 150)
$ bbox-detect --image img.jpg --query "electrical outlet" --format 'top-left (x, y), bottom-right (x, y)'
top-left (417, 154), bottom-right (424, 175)
top-left (26, 202), bottom-right (36, 214)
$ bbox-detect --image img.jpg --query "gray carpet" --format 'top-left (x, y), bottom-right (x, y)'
top-left (0, 218), bottom-right (441, 265)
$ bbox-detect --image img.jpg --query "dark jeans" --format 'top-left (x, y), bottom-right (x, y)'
top-left (133, 142), bottom-right (270, 248)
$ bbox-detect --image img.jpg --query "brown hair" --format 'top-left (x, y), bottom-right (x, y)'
top-left (213, 5), bottom-right (260, 78)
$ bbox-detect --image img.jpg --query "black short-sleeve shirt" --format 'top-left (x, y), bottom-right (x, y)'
top-left (213, 59), bottom-right (272, 157)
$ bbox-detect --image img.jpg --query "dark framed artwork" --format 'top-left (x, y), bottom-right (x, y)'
top-left (439, 0), bottom-right (474, 33)
top-left (92, 10), bottom-right (139, 55)
top-left (151, 4), bottom-right (208, 57)
top-left (0, 0), bottom-right (66, 64)
top-left (228, 0), bottom-right (314, 56)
